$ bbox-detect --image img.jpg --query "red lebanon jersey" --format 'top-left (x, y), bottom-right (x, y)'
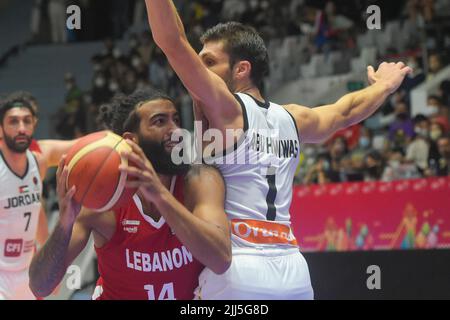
top-left (93, 175), bottom-right (204, 300)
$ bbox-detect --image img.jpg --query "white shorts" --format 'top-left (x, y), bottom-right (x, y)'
top-left (0, 269), bottom-right (36, 300)
top-left (194, 248), bottom-right (313, 300)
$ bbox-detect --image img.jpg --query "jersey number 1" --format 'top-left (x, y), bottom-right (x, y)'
top-left (265, 169), bottom-right (277, 221)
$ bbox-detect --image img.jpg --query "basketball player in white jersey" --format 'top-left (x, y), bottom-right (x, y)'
top-left (0, 97), bottom-right (48, 299)
top-left (0, 93), bottom-right (79, 300)
top-left (144, 0), bottom-right (412, 299)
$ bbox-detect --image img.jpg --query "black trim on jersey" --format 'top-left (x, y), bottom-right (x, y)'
top-left (0, 150), bottom-right (29, 180)
top-left (234, 93), bottom-right (249, 132)
top-left (283, 108), bottom-right (300, 141)
top-left (31, 151), bottom-right (40, 171)
top-left (203, 94), bottom-right (248, 161)
top-left (242, 92), bottom-right (270, 109)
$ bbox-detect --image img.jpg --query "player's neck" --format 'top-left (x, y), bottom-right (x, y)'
top-left (236, 85), bottom-right (264, 102)
top-left (0, 146), bottom-right (28, 177)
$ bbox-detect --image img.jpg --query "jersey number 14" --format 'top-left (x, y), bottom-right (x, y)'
top-left (144, 282), bottom-right (175, 300)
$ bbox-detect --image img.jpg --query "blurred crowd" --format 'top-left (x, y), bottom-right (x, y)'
top-left (45, 0), bottom-right (450, 184)
top-left (297, 76), bottom-right (450, 184)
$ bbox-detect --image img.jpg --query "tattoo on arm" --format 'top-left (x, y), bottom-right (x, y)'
top-left (29, 223), bottom-right (73, 297)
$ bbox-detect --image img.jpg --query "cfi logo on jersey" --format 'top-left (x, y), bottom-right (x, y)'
top-left (122, 219), bottom-right (140, 234)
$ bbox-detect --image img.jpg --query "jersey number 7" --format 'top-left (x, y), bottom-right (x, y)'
top-left (24, 212), bottom-right (31, 232)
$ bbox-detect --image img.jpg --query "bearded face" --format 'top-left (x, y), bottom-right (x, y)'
top-left (137, 132), bottom-right (190, 175)
top-left (3, 131), bottom-right (32, 153)
top-left (0, 107), bottom-right (35, 154)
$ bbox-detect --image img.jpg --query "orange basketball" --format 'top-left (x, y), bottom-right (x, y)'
top-left (65, 131), bottom-right (137, 212)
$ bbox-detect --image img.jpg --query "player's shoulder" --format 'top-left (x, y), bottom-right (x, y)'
top-left (182, 165), bottom-right (225, 208)
top-left (183, 165), bottom-right (225, 198)
top-left (31, 150), bottom-right (47, 177)
top-left (184, 164), bottom-right (224, 185)
top-left (283, 103), bottom-right (312, 114)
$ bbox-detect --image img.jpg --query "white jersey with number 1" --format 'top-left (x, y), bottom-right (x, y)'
top-left (195, 92), bottom-right (314, 300)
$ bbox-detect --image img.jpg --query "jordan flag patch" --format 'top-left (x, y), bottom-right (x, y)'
top-left (19, 185), bottom-right (29, 193)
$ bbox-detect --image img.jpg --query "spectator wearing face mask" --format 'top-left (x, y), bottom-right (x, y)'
top-left (92, 73), bottom-right (111, 105)
top-left (424, 95), bottom-right (443, 117)
top-left (406, 115), bottom-right (431, 173)
top-left (382, 148), bottom-right (420, 181)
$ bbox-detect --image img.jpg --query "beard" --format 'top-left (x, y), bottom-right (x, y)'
top-left (137, 133), bottom-right (190, 176)
top-left (223, 68), bottom-right (236, 92)
top-left (3, 133), bottom-right (32, 153)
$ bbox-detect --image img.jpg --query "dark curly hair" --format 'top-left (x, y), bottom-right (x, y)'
top-left (97, 88), bottom-right (175, 136)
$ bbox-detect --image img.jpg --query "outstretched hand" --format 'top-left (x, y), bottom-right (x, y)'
top-left (367, 62), bottom-right (413, 94)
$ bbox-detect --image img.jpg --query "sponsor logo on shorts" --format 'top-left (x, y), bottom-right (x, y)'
top-left (231, 219), bottom-right (298, 246)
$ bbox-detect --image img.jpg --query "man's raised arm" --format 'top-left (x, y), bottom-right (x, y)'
top-left (144, 0), bottom-right (242, 131)
top-left (285, 62), bottom-right (413, 144)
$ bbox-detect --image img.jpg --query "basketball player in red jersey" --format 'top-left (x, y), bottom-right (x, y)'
top-left (144, 1), bottom-right (412, 299)
top-left (29, 88), bottom-right (231, 300)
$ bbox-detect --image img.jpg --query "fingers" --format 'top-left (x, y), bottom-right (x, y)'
top-left (367, 65), bottom-right (376, 84)
top-left (121, 149), bottom-right (147, 171)
top-left (124, 139), bottom-right (146, 160)
top-left (403, 66), bottom-right (413, 75)
top-left (56, 155), bottom-right (66, 180)
top-left (396, 61), bottom-right (413, 75)
top-left (57, 165), bottom-right (69, 199)
top-left (125, 180), bottom-right (151, 189)
top-left (65, 185), bottom-right (76, 203)
top-left (119, 163), bottom-right (142, 177)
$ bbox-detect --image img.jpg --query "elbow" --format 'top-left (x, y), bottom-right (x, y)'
top-left (28, 265), bottom-right (53, 298)
top-left (29, 279), bottom-right (51, 299)
top-left (211, 249), bottom-right (232, 275)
